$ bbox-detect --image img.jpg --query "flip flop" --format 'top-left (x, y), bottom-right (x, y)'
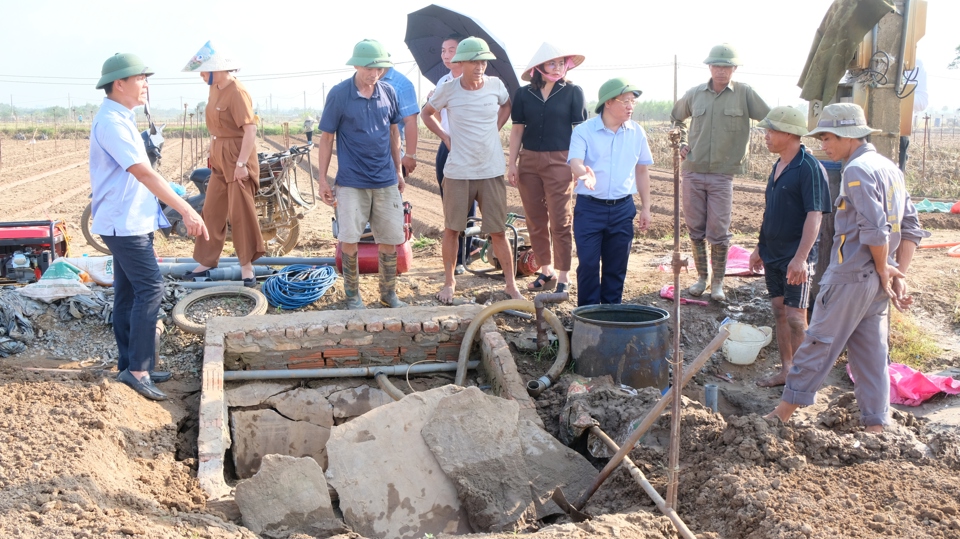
top-left (527, 273), bottom-right (557, 291)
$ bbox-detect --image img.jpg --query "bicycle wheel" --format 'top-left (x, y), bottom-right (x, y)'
top-left (262, 219), bottom-right (300, 256)
top-left (80, 204), bottom-right (112, 255)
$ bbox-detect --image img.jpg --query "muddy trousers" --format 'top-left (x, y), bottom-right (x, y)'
top-left (193, 139), bottom-right (265, 267)
top-left (573, 195), bottom-right (636, 307)
top-left (102, 233), bottom-right (163, 373)
top-left (781, 272), bottom-right (891, 426)
top-left (517, 150), bottom-right (574, 271)
top-left (681, 171), bottom-right (733, 245)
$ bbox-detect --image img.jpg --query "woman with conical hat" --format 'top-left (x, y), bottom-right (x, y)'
top-left (506, 43), bottom-right (587, 294)
top-left (181, 41), bottom-right (264, 286)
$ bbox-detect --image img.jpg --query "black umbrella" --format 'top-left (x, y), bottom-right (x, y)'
top-left (404, 4), bottom-right (521, 98)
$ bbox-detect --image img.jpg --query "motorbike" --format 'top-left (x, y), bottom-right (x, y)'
top-left (81, 124), bottom-right (317, 257)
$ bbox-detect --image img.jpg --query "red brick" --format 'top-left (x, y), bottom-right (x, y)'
top-left (225, 330), bottom-right (246, 342)
top-left (323, 348), bottom-right (360, 358)
top-left (346, 319), bottom-right (365, 332)
top-left (288, 359), bottom-right (326, 369)
top-left (285, 327), bottom-right (303, 339)
top-left (341, 335), bottom-right (374, 346)
top-left (327, 323), bottom-right (346, 335)
top-left (436, 343), bottom-right (461, 362)
top-left (422, 320), bottom-right (440, 334)
top-left (403, 321), bottom-right (421, 333)
top-left (366, 321), bottom-right (384, 332)
top-left (248, 329), bottom-right (268, 339)
top-left (305, 324), bottom-right (326, 336)
top-left (268, 328), bottom-right (286, 340)
top-left (441, 319), bottom-right (459, 332)
top-left (383, 319), bottom-right (402, 332)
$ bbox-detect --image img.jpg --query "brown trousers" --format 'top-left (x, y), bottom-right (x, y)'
top-left (517, 149), bottom-right (574, 271)
top-left (192, 137), bottom-right (265, 267)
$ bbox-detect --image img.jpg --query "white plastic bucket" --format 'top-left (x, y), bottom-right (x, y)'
top-left (722, 322), bottom-right (773, 365)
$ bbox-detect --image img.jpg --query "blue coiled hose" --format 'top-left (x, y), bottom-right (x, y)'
top-left (261, 264), bottom-right (338, 310)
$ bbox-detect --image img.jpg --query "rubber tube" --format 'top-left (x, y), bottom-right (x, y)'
top-left (454, 300), bottom-right (568, 391)
top-left (223, 360), bottom-right (479, 381)
top-left (375, 372), bottom-right (407, 401)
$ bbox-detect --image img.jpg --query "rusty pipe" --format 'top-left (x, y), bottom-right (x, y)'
top-left (534, 291), bottom-right (569, 351)
top-left (589, 425), bottom-right (697, 539)
top-left (568, 326), bottom-right (729, 511)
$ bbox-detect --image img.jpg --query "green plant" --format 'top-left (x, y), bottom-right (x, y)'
top-left (533, 339), bottom-right (559, 363)
top-left (889, 309), bottom-right (942, 369)
top-left (411, 234), bottom-right (437, 250)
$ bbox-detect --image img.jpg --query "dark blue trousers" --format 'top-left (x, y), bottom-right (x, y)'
top-left (102, 233), bottom-right (163, 373)
top-left (573, 195), bottom-right (636, 307)
top-left (436, 141), bottom-right (476, 265)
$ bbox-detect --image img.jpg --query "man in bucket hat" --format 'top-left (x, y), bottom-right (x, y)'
top-left (421, 36), bottom-right (520, 304)
top-left (90, 53), bottom-right (208, 401)
top-left (567, 77), bottom-right (652, 306)
top-left (766, 103), bottom-right (930, 432)
top-left (748, 107), bottom-right (832, 387)
top-left (317, 39), bottom-right (408, 309)
top-left (671, 43), bottom-right (770, 301)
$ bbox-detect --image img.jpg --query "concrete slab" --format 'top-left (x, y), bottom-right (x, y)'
top-left (265, 388), bottom-right (334, 428)
top-left (234, 454), bottom-right (345, 538)
top-left (226, 381), bottom-right (297, 408)
top-left (422, 387), bottom-right (535, 532)
top-left (325, 385), bottom-right (472, 539)
top-left (327, 386), bottom-right (393, 421)
top-left (230, 409), bottom-right (331, 478)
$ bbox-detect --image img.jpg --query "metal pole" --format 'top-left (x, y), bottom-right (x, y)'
top-left (666, 128), bottom-right (684, 509)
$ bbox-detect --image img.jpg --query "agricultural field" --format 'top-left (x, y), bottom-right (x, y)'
top-left (0, 127), bottom-right (957, 538)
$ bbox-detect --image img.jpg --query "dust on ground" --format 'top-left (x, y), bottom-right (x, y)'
top-left (0, 136), bottom-right (958, 538)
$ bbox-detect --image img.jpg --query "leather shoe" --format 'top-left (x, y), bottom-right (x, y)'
top-left (150, 371), bottom-right (173, 383)
top-left (117, 369), bottom-right (168, 401)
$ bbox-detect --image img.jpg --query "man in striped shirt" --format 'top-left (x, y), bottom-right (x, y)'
top-left (748, 107), bottom-right (831, 387)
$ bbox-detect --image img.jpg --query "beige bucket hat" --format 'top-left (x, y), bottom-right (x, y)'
top-left (806, 103), bottom-right (881, 139)
top-left (521, 42), bottom-right (585, 82)
top-left (756, 106), bottom-right (808, 137)
top-left (182, 41), bottom-right (241, 73)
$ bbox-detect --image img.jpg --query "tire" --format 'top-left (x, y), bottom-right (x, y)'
top-left (81, 204), bottom-right (112, 255)
top-left (171, 286), bottom-right (269, 335)
top-left (263, 219), bottom-right (300, 257)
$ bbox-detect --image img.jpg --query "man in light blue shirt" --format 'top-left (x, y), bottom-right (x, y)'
top-left (91, 53), bottom-right (207, 401)
top-left (380, 67), bottom-right (420, 176)
top-left (568, 77), bottom-right (652, 306)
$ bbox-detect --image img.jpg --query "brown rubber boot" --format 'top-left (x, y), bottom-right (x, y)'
top-left (710, 243), bottom-right (729, 302)
top-left (341, 251), bottom-right (365, 310)
top-left (688, 239), bottom-right (709, 297)
top-left (379, 251), bottom-right (407, 308)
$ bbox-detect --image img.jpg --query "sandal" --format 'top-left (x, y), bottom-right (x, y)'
top-left (527, 273), bottom-right (557, 291)
top-left (556, 283), bottom-right (568, 294)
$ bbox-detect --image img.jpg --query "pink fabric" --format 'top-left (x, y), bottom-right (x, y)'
top-left (656, 244), bottom-right (764, 276)
top-left (659, 284), bottom-right (709, 306)
top-left (847, 363), bottom-right (960, 406)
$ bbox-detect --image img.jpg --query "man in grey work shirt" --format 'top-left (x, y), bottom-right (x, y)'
top-left (671, 43), bottom-right (770, 301)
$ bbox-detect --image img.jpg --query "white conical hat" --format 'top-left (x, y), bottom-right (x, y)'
top-left (521, 42), bottom-right (585, 82)
top-left (182, 41), bottom-right (241, 72)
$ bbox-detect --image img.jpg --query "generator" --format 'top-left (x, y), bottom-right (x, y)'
top-left (0, 221), bottom-right (69, 284)
top-left (333, 201), bottom-right (414, 275)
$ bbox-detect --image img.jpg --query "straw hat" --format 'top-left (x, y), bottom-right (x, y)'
top-left (521, 42), bottom-right (585, 82)
top-left (182, 41), bottom-right (241, 73)
top-left (806, 103), bottom-right (881, 139)
top-left (756, 106), bottom-right (808, 137)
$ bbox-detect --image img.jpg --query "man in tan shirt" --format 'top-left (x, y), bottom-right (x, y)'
top-left (671, 43), bottom-right (770, 301)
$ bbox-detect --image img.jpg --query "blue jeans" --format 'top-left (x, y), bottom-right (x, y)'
top-left (573, 195), bottom-right (636, 306)
top-left (102, 233), bottom-right (163, 373)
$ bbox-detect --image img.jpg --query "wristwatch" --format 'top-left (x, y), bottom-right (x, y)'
top-left (405, 153), bottom-right (417, 159)
top-left (236, 161), bottom-right (246, 167)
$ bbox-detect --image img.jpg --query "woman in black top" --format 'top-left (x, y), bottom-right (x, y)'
top-left (507, 43), bottom-right (587, 293)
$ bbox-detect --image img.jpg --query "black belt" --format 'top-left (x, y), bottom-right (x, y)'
top-left (578, 194), bottom-right (633, 205)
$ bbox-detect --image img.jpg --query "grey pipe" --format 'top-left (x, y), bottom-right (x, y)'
top-left (375, 372), bottom-right (407, 401)
top-left (155, 256), bottom-right (336, 266)
top-left (159, 264), bottom-right (275, 279)
top-left (704, 384), bottom-right (719, 413)
top-left (223, 360), bottom-right (480, 381)
top-left (177, 280), bottom-right (254, 289)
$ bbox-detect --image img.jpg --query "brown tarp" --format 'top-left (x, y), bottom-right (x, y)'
top-left (798, 0), bottom-right (895, 105)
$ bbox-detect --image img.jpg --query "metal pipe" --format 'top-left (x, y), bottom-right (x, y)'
top-left (223, 360), bottom-right (480, 381)
top-left (155, 256), bottom-right (336, 266)
top-left (526, 292), bottom-right (571, 397)
top-left (158, 263), bottom-right (275, 279)
top-left (704, 384), bottom-right (719, 413)
top-left (375, 372), bottom-right (407, 401)
top-left (589, 425), bottom-right (697, 539)
top-left (895, 0), bottom-right (911, 96)
top-left (666, 129), bottom-right (685, 509)
top-left (534, 291), bottom-right (568, 350)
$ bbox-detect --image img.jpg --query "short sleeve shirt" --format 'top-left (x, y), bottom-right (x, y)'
top-left (511, 81), bottom-right (587, 152)
top-left (206, 79), bottom-right (257, 138)
top-left (89, 98), bottom-right (169, 236)
top-left (380, 68), bottom-right (420, 142)
top-left (758, 145), bottom-right (832, 268)
top-left (568, 116), bottom-right (654, 199)
top-left (428, 75), bottom-right (509, 180)
top-left (436, 72), bottom-right (455, 132)
top-left (320, 76), bottom-right (401, 189)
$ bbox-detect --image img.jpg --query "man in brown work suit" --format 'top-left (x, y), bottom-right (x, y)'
top-left (671, 43), bottom-right (770, 301)
top-left (182, 41), bottom-right (264, 286)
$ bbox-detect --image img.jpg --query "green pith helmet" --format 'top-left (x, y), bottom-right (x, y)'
top-left (346, 39), bottom-right (393, 68)
top-left (452, 36), bottom-right (497, 63)
top-left (596, 77), bottom-right (642, 114)
top-left (96, 53), bottom-right (154, 89)
top-left (703, 43), bottom-right (741, 67)
top-left (757, 106), bottom-right (808, 137)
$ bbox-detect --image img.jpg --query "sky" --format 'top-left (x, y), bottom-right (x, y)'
top-left (2, 0), bottom-right (959, 115)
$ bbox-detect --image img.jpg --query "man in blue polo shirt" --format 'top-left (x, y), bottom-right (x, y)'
top-left (317, 39), bottom-right (406, 310)
top-left (91, 53), bottom-right (208, 401)
top-left (568, 77), bottom-right (652, 306)
top-left (380, 67), bottom-right (419, 176)
top-left (748, 107), bottom-right (832, 387)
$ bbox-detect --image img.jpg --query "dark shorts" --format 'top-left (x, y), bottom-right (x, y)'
top-left (764, 261), bottom-right (815, 309)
